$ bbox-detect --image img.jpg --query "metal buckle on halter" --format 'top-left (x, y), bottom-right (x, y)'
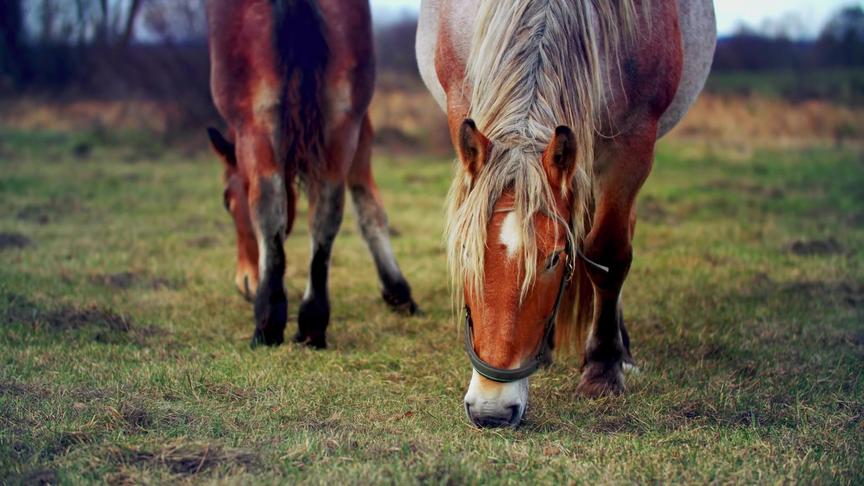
top-left (564, 240), bottom-right (576, 282)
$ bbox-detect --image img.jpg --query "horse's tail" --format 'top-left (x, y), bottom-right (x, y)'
top-left (272, 0), bottom-right (329, 178)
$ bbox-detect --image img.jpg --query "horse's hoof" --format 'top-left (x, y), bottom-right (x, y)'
top-left (293, 331), bottom-right (328, 349)
top-left (235, 273), bottom-right (257, 303)
top-left (381, 283), bottom-right (420, 315)
top-left (297, 297), bottom-right (329, 349)
top-left (240, 275), bottom-right (255, 302)
top-left (251, 288), bottom-right (287, 348)
top-left (250, 327), bottom-right (284, 348)
top-left (387, 297), bottom-right (421, 316)
top-left (576, 362), bottom-right (625, 398)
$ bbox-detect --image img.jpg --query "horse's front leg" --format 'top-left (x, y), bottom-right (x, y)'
top-left (577, 126), bottom-right (656, 397)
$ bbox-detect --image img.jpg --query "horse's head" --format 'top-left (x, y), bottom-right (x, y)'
top-left (451, 120), bottom-right (579, 428)
top-left (207, 127), bottom-right (259, 301)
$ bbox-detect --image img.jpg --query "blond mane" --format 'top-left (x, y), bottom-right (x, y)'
top-left (445, 0), bottom-right (644, 348)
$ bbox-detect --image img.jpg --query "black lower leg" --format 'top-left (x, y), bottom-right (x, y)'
top-left (296, 243), bottom-right (332, 348)
top-left (252, 233), bottom-right (287, 347)
top-left (296, 182), bottom-right (344, 348)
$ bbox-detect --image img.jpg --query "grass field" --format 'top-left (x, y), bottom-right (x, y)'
top-left (0, 130), bottom-right (862, 484)
top-left (705, 68), bottom-right (864, 106)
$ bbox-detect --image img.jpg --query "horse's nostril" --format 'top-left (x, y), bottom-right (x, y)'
top-left (508, 404), bottom-right (520, 424)
top-left (467, 405), bottom-right (521, 428)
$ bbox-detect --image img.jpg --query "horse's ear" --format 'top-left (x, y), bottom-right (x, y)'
top-left (543, 126), bottom-right (577, 191)
top-left (207, 127), bottom-right (237, 168)
top-left (457, 119), bottom-right (490, 178)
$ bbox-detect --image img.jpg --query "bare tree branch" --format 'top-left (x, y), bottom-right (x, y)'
top-left (121, 0), bottom-right (143, 46)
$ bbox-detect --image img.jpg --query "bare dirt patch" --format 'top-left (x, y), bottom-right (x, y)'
top-left (114, 442), bottom-right (258, 476)
top-left (16, 198), bottom-right (84, 225)
top-left (0, 381), bottom-right (50, 399)
top-left (16, 207), bottom-right (51, 225)
top-left (782, 280), bottom-right (862, 308)
top-left (669, 400), bottom-right (720, 427)
top-left (88, 271), bottom-right (182, 291)
top-left (1, 293), bottom-right (164, 344)
top-left (0, 232), bottom-right (32, 250)
top-left (788, 237), bottom-right (844, 256)
top-left (3, 468), bottom-right (57, 486)
top-left (747, 273), bottom-right (862, 307)
top-left (42, 431), bottom-right (94, 460)
top-left (45, 306), bottom-right (132, 333)
top-left (119, 401), bottom-right (153, 432)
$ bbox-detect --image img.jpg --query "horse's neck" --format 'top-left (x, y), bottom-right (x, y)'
top-left (421, 0), bottom-right (483, 113)
top-left (433, 0), bottom-right (618, 136)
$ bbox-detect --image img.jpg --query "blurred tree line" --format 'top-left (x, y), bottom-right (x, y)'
top-left (0, 0), bottom-right (207, 89)
top-left (714, 6), bottom-right (864, 71)
top-left (0, 0), bottom-right (212, 129)
top-left (0, 1), bottom-right (862, 125)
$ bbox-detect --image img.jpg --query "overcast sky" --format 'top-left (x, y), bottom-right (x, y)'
top-left (371, 0), bottom-right (863, 38)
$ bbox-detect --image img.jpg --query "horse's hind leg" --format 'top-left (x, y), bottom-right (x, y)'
top-left (348, 116), bottom-right (418, 314)
top-left (577, 126), bottom-right (656, 397)
top-left (295, 111), bottom-right (368, 349)
top-left (237, 128), bottom-right (291, 347)
top-left (295, 177), bottom-right (345, 349)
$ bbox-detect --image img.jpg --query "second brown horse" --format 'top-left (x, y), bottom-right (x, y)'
top-left (206, 0), bottom-right (418, 348)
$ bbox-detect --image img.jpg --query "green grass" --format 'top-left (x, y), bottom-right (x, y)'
top-left (706, 68), bottom-right (864, 105)
top-left (0, 130), bottom-right (862, 484)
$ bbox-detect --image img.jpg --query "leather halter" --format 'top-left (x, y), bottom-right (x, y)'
top-left (463, 211), bottom-right (609, 383)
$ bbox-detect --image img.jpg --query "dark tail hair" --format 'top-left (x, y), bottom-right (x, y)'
top-left (272, 0), bottom-right (329, 178)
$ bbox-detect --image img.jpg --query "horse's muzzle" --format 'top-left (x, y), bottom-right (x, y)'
top-left (465, 402), bottom-right (522, 428)
top-left (463, 370), bottom-right (528, 428)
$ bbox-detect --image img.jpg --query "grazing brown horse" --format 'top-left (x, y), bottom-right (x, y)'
top-left (417, 0), bottom-right (716, 427)
top-left (206, 0), bottom-right (418, 348)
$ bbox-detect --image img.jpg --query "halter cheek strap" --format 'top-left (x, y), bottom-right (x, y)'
top-left (464, 237), bottom-right (577, 383)
top-left (462, 209), bottom-right (611, 383)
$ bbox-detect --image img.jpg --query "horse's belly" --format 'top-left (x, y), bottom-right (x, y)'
top-left (657, 0), bottom-right (716, 137)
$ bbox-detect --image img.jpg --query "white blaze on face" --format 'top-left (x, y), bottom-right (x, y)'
top-left (499, 212), bottom-right (521, 259)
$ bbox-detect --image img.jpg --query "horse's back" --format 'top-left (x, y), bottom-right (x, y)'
top-left (417, 0), bottom-right (716, 138)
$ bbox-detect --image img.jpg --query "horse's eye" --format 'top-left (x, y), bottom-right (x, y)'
top-left (546, 251), bottom-right (561, 271)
